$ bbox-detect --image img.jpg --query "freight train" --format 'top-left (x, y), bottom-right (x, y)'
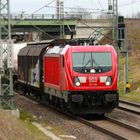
top-left (17, 39), bottom-right (119, 114)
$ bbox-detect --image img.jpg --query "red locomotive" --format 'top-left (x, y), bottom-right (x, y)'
top-left (18, 39), bottom-right (119, 114)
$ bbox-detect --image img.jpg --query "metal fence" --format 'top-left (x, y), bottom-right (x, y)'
top-left (8, 13), bottom-right (109, 20)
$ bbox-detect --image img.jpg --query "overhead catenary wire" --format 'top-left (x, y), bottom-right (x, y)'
top-left (64, 11), bottom-right (114, 44)
top-left (8, 0), bottom-right (57, 40)
top-left (11, 0), bottom-right (93, 40)
top-left (19, 0), bottom-right (56, 20)
top-left (98, 0), bottom-right (104, 10)
top-left (10, 0), bottom-right (104, 40)
top-left (12, 0), bottom-right (107, 26)
top-left (77, 19), bottom-right (113, 42)
top-left (46, 5), bottom-right (107, 12)
top-left (10, 0), bottom-right (117, 43)
top-left (30, 24), bottom-right (54, 39)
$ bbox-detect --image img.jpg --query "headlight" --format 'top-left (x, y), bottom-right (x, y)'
top-left (106, 76), bottom-right (112, 86)
top-left (74, 77), bottom-right (81, 86)
top-left (106, 81), bottom-right (111, 86)
top-left (90, 69), bottom-right (96, 73)
top-left (75, 81), bottom-right (81, 86)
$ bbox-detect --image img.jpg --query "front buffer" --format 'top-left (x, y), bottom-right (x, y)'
top-left (67, 90), bottom-right (119, 114)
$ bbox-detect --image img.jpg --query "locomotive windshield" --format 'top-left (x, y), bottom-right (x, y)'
top-left (72, 52), bottom-right (112, 73)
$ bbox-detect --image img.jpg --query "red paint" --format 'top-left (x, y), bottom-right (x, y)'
top-left (44, 45), bottom-right (118, 92)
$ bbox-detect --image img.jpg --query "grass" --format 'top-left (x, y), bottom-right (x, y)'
top-left (120, 89), bottom-right (140, 103)
top-left (0, 109), bottom-right (51, 140)
top-left (117, 19), bottom-right (140, 103)
top-left (119, 53), bottom-right (140, 103)
top-left (40, 120), bottom-right (65, 137)
top-left (20, 109), bottom-right (35, 122)
top-left (19, 109), bottom-right (51, 140)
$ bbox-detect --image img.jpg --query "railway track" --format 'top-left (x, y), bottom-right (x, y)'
top-left (16, 93), bottom-right (140, 140)
top-left (74, 116), bottom-right (140, 140)
top-left (118, 99), bottom-right (140, 115)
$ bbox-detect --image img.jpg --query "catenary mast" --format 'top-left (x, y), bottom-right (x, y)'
top-left (108, 0), bottom-right (118, 47)
top-left (0, 0), bottom-right (15, 109)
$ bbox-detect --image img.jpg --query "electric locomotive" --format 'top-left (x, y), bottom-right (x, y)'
top-left (18, 39), bottom-right (119, 114)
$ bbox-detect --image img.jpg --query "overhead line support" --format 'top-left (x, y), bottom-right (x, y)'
top-left (0, 0), bottom-right (16, 110)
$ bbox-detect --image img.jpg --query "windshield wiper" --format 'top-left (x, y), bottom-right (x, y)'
top-left (91, 54), bottom-right (101, 67)
top-left (83, 59), bottom-right (91, 68)
top-left (82, 52), bottom-right (86, 66)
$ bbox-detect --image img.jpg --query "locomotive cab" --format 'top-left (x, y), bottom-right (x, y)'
top-left (68, 45), bottom-right (119, 114)
top-left (44, 44), bottom-right (119, 114)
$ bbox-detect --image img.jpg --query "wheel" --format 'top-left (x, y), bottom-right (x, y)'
top-left (98, 113), bottom-right (105, 119)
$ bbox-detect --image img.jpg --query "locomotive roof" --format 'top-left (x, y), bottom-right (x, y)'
top-left (70, 44), bottom-right (114, 52)
top-left (27, 39), bottom-right (71, 46)
top-left (18, 44), bottom-right (48, 56)
top-left (19, 38), bottom-right (114, 56)
top-left (26, 38), bottom-right (95, 46)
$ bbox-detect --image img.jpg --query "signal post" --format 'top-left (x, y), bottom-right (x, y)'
top-left (118, 16), bottom-right (130, 94)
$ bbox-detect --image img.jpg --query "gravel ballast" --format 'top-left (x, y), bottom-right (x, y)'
top-left (16, 95), bottom-right (116, 140)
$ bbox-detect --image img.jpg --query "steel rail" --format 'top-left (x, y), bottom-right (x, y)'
top-left (16, 93), bottom-right (131, 140)
top-left (73, 116), bottom-right (127, 140)
top-left (106, 116), bottom-right (140, 133)
top-left (119, 99), bottom-right (140, 107)
top-left (118, 99), bottom-right (140, 115)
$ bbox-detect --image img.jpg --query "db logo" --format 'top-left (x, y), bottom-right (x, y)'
top-left (89, 77), bottom-right (97, 83)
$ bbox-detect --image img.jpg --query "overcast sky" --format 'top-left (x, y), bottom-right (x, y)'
top-left (10, 0), bottom-right (140, 17)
